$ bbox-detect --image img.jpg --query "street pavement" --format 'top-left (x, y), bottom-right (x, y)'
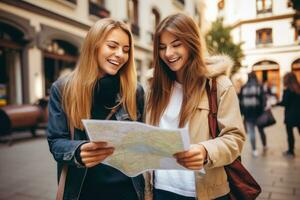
top-left (0, 107), bottom-right (299, 200)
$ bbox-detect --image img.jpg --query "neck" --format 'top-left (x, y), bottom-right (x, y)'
top-left (175, 69), bottom-right (184, 83)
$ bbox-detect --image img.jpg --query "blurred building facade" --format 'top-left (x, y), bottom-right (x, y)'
top-left (217, 0), bottom-right (300, 98)
top-left (0, 0), bottom-right (201, 106)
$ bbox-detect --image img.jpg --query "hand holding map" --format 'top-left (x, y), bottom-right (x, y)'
top-left (82, 120), bottom-right (195, 177)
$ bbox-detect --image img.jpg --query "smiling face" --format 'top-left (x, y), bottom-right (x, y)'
top-left (159, 31), bottom-right (189, 82)
top-left (97, 28), bottom-right (130, 77)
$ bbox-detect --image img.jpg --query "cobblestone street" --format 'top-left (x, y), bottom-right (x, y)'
top-left (0, 107), bottom-right (299, 200)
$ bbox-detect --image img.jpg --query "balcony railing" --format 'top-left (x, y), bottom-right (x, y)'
top-left (89, 1), bottom-right (110, 18)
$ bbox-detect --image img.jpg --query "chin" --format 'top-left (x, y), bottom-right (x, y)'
top-left (169, 66), bottom-right (182, 72)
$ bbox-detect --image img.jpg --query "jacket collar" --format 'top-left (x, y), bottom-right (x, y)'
top-left (196, 55), bottom-right (233, 110)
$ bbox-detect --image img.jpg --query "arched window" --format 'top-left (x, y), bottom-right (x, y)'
top-left (292, 58), bottom-right (300, 82)
top-left (253, 60), bottom-right (280, 98)
top-left (256, 28), bottom-right (272, 45)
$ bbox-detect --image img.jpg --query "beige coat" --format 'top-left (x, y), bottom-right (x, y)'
top-left (144, 56), bottom-right (246, 200)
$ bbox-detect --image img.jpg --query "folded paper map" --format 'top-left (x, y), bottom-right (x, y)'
top-left (82, 119), bottom-right (193, 177)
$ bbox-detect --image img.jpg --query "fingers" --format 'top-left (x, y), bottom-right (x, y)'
top-left (82, 152), bottom-right (113, 166)
top-left (174, 150), bottom-right (198, 160)
top-left (80, 142), bottom-right (108, 151)
top-left (174, 144), bottom-right (207, 161)
top-left (79, 142), bottom-right (115, 168)
top-left (80, 148), bottom-right (114, 157)
top-left (174, 144), bottom-right (207, 170)
top-left (177, 159), bottom-right (204, 170)
top-left (177, 155), bottom-right (204, 163)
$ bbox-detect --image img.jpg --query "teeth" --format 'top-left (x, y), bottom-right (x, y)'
top-left (168, 57), bottom-right (180, 63)
top-left (108, 59), bottom-right (120, 65)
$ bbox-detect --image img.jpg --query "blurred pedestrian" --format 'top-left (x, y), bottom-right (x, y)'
top-left (47, 18), bottom-right (145, 200)
top-left (239, 72), bottom-right (265, 157)
top-left (145, 13), bottom-right (245, 200)
top-left (278, 72), bottom-right (300, 158)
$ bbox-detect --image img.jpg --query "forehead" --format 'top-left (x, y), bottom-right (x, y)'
top-left (105, 28), bottom-right (129, 45)
top-left (159, 31), bottom-right (177, 43)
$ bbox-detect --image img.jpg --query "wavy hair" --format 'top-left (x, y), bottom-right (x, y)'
top-left (147, 13), bottom-right (207, 127)
top-left (62, 18), bottom-right (137, 129)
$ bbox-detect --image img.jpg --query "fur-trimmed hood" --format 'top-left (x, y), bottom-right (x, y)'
top-left (205, 55), bottom-right (233, 78)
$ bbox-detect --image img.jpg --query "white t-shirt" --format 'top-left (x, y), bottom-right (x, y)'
top-left (154, 81), bottom-right (196, 197)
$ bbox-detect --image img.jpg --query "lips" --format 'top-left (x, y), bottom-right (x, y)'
top-left (107, 59), bottom-right (120, 66)
top-left (167, 57), bottom-right (180, 64)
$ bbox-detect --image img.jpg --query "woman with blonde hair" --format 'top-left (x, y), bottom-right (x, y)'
top-left (278, 72), bottom-right (300, 158)
top-left (47, 18), bottom-right (144, 200)
top-left (146, 13), bottom-right (245, 200)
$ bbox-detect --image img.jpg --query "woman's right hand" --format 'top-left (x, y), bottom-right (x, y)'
top-left (80, 142), bottom-right (115, 168)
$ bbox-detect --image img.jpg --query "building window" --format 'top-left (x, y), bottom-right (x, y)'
top-left (43, 40), bottom-right (78, 95)
top-left (89, 0), bottom-right (110, 18)
top-left (256, 0), bottom-right (272, 14)
top-left (128, 0), bottom-right (139, 36)
top-left (0, 22), bottom-right (25, 106)
top-left (256, 28), bottom-right (272, 45)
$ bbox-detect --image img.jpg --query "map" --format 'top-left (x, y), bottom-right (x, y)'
top-left (82, 119), bottom-right (191, 177)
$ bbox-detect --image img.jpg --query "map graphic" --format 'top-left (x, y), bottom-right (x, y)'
top-left (82, 119), bottom-right (191, 177)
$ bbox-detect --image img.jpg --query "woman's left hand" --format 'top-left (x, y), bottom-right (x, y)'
top-left (173, 144), bottom-right (207, 170)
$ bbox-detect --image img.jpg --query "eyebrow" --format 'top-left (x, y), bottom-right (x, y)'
top-left (159, 38), bottom-right (180, 45)
top-left (107, 40), bottom-right (129, 47)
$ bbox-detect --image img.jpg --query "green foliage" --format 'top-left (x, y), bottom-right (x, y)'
top-left (205, 18), bottom-right (244, 74)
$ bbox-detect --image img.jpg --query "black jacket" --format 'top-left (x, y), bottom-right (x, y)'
top-left (278, 89), bottom-right (300, 126)
top-left (47, 76), bottom-right (145, 200)
top-left (239, 80), bottom-right (264, 122)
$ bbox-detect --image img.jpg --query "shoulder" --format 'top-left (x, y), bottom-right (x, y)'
top-left (52, 76), bottom-right (68, 92)
top-left (205, 55), bottom-right (233, 78)
top-left (215, 74), bottom-right (233, 92)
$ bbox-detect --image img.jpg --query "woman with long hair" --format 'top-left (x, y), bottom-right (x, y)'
top-left (145, 13), bottom-right (245, 200)
top-left (278, 72), bottom-right (300, 158)
top-left (47, 18), bottom-right (144, 200)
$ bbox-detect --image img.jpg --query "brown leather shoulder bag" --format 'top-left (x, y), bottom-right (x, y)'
top-left (205, 78), bottom-right (261, 200)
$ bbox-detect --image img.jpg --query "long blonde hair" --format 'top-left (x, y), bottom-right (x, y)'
top-left (147, 13), bottom-right (207, 127)
top-left (62, 18), bottom-right (137, 129)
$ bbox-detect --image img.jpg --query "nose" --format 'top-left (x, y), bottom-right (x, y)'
top-left (165, 46), bottom-right (174, 58)
top-left (115, 47), bottom-right (123, 58)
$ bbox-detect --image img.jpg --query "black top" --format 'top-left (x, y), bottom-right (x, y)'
top-left (278, 89), bottom-right (300, 126)
top-left (239, 80), bottom-right (265, 122)
top-left (79, 75), bottom-right (138, 200)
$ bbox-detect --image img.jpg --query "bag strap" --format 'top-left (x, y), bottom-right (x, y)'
top-left (205, 78), bottom-right (218, 139)
top-left (56, 125), bottom-right (73, 200)
top-left (56, 105), bottom-right (120, 200)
